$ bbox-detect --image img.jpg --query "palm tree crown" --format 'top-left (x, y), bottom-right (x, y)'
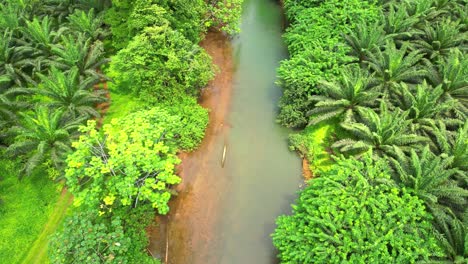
top-left (35, 66), bottom-right (107, 119)
top-left (307, 66), bottom-right (379, 125)
top-left (7, 106), bottom-right (82, 175)
top-left (333, 103), bottom-right (428, 158)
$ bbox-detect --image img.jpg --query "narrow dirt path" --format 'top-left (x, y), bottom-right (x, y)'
top-left (21, 188), bottom-right (73, 264)
top-left (21, 78), bottom-right (110, 264)
top-left (148, 30), bottom-right (234, 264)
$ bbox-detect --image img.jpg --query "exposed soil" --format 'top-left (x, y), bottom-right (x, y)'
top-left (148, 30), bottom-right (234, 264)
top-left (302, 158), bottom-right (313, 180)
top-left (94, 78), bottom-right (110, 128)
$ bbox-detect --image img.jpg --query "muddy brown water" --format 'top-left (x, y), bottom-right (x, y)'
top-left (148, 0), bottom-right (302, 263)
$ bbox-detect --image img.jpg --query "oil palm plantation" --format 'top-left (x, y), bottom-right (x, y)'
top-left (35, 66), bottom-right (107, 119)
top-left (333, 103), bottom-right (428, 158)
top-left (7, 106), bottom-right (82, 175)
top-left (307, 66), bottom-right (379, 125)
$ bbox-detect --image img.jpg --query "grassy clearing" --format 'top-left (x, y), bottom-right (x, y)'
top-left (103, 91), bottom-right (143, 124)
top-left (0, 159), bottom-right (60, 264)
top-left (289, 119), bottom-right (349, 173)
top-left (21, 190), bottom-right (73, 264)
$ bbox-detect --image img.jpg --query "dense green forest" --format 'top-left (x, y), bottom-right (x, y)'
top-left (1, 0), bottom-right (467, 263)
top-left (0, 0), bottom-right (241, 263)
top-left (273, 0), bottom-right (467, 263)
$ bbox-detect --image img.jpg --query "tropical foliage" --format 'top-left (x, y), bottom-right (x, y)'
top-left (1, 0), bottom-right (242, 263)
top-left (273, 155), bottom-right (443, 263)
top-left (109, 24), bottom-right (214, 103)
top-left (275, 0), bottom-right (468, 262)
top-left (66, 110), bottom-right (185, 214)
top-left (49, 206), bottom-right (159, 264)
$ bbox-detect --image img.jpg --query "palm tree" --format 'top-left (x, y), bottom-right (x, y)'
top-left (429, 121), bottom-right (468, 188)
top-left (0, 1), bottom-right (23, 33)
top-left (453, 2), bottom-right (467, 32)
top-left (389, 146), bottom-right (467, 221)
top-left (7, 106), bottom-right (82, 175)
top-left (0, 73), bottom-right (31, 146)
top-left (365, 41), bottom-right (427, 94)
top-left (19, 15), bottom-right (65, 72)
top-left (403, 0), bottom-right (450, 25)
top-left (72, 0), bottom-right (111, 13)
top-left (307, 66), bottom-right (380, 125)
top-left (381, 4), bottom-right (421, 42)
top-left (343, 21), bottom-right (386, 63)
top-left (427, 49), bottom-right (468, 112)
top-left (21, 16), bottom-right (62, 50)
top-left (50, 34), bottom-right (109, 80)
top-left (332, 103), bottom-right (428, 158)
top-left (0, 30), bottom-right (35, 86)
top-left (67, 8), bottom-right (107, 41)
top-left (411, 19), bottom-right (466, 60)
top-left (392, 82), bottom-right (457, 134)
top-left (432, 215), bottom-right (468, 263)
top-left (35, 66), bottom-right (107, 119)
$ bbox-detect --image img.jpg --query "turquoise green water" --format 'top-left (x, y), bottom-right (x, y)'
top-left (218, 0), bottom-right (302, 262)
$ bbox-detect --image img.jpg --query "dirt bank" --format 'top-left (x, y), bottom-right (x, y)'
top-left (148, 30), bottom-right (234, 264)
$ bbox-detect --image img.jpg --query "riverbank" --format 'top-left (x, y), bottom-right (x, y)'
top-left (148, 29), bottom-right (234, 263)
top-left (149, 1), bottom-right (304, 262)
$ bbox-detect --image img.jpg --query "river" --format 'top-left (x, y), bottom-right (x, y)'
top-left (149, 0), bottom-right (301, 263)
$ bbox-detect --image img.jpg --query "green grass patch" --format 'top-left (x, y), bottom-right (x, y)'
top-left (0, 159), bottom-right (60, 264)
top-left (21, 190), bottom-right (73, 264)
top-left (102, 91), bottom-right (144, 124)
top-left (289, 119), bottom-right (349, 173)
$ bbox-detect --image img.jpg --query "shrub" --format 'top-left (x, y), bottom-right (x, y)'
top-left (109, 25), bottom-right (214, 103)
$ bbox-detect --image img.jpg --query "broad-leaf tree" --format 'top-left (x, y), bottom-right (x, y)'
top-left (49, 206), bottom-right (158, 264)
top-left (109, 25), bottom-right (213, 103)
top-left (65, 109), bottom-right (182, 214)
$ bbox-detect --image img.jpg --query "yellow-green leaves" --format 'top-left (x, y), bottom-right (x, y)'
top-left (65, 108), bottom-right (185, 215)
